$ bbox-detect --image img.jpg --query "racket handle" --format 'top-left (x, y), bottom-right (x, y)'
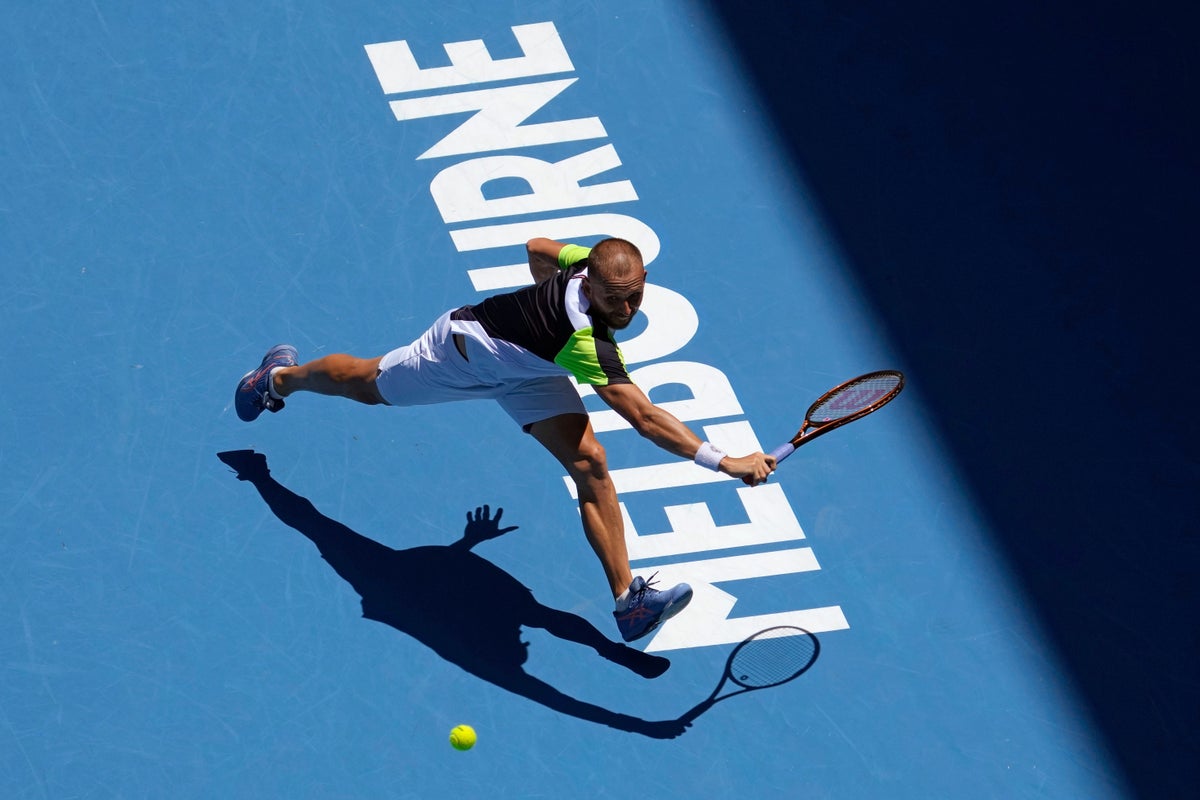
top-left (769, 442), bottom-right (796, 464)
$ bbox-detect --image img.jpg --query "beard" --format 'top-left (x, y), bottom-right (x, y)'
top-left (599, 310), bottom-right (634, 330)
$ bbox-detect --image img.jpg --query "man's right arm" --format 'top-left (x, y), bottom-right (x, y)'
top-left (594, 381), bottom-right (776, 486)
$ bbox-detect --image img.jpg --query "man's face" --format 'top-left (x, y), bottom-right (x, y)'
top-left (584, 269), bottom-right (647, 330)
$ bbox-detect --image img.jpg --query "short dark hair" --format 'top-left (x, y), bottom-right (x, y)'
top-left (589, 238), bottom-right (644, 281)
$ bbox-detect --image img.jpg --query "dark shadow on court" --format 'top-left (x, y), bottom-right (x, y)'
top-left (217, 449), bottom-right (687, 739)
top-left (704, 1), bottom-right (1197, 795)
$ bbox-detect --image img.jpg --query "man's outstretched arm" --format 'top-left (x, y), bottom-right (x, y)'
top-left (594, 382), bottom-right (775, 486)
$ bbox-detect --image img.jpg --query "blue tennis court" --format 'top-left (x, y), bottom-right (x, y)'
top-left (3, 2), bottom-right (1194, 798)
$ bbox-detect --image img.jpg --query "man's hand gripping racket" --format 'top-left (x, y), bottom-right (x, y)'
top-left (769, 370), bottom-right (905, 465)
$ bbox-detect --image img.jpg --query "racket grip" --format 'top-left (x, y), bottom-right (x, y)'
top-left (769, 442), bottom-right (795, 464)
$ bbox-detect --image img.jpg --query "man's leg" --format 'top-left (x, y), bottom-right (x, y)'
top-left (273, 355), bottom-right (388, 405)
top-left (528, 412), bottom-right (693, 643)
top-left (235, 345), bottom-right (387, 421)
top-left (528, 413), bottom-right (632, 598)
top-left (236, 311), bottom-right (469, 421)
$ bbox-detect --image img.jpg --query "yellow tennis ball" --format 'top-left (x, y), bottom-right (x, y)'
top-left (449, 724), bottom-right (476, 751)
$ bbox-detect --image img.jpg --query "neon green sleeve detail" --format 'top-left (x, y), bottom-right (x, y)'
top-left (554, 327), bottom-right (631, 386)
top-left (557, 244), bottom-right (592, 270)
top-left (554, 328), bottom-right (608, 385)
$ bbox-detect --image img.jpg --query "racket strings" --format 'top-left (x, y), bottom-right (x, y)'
top-left (729, 633), bottom-right (818, 689)
top-left (809, 373), bottom-right (902, 422)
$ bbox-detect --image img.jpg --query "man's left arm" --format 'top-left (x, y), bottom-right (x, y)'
top-left (527, 238), bottom-right (566, 283)
top-left (594, 382), bottom-right (775, 486)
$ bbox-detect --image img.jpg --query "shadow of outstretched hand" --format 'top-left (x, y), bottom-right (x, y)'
top-left (453, 504), bottom-right (519, 550)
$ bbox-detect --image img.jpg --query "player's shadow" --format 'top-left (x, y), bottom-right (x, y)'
top-left (217, 449), bottom-right (687, 739)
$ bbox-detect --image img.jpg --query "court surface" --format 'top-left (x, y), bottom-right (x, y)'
top-left (3, 2), bottom-right (1195, 798)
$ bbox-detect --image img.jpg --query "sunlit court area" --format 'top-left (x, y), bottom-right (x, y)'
top-left (2, 2), bottom-right (1194, 798)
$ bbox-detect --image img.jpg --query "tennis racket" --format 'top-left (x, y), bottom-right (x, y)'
top-left (770, 370), bottom-right (905, 465)
top-left (680, 626), bottom-right (820, 723)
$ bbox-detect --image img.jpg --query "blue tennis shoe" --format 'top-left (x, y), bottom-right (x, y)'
top-left (614, 574), bottom-right (693, 643)
top-left (235, 344), bottom-right (298, 421)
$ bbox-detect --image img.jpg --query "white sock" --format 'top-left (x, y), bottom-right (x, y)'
top-left (267, 367), bottom-right (284, 400)
top-left (615, 586), bottom-right (632, 612)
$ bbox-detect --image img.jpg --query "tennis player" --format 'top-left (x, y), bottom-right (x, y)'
top-left (233, 237), bottom-right (776, 642)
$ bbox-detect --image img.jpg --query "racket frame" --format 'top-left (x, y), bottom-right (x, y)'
top-left (770, 370), bottom-right (905, 462)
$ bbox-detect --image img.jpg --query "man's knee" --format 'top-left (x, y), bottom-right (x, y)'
top-left (355, 358), bottom-right (387, 405)
top-left (331, 355), bottom-right (387, 404)
top-left (529, 414), bottom-right (609, 482)
top-left (331, 355), bottom-right (379, 383)
top-left (570, 436), bottom-right (609, 482)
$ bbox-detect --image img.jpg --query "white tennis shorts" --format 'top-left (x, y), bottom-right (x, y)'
top-left (375, 310), bottom-right (586, 430)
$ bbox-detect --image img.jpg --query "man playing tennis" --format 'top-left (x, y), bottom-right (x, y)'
top-left (233, 237), bottom-right (776, 643)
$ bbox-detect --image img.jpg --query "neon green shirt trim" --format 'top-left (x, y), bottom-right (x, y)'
top-left (554, 327), bottom-right (614, 385)
top-left (557, 244), bottom-right (591, 270)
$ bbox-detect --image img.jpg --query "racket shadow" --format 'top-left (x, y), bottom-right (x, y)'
top-left (678, 626), bottom-right (822, 726)
top-left (216, 449), bottom-right (687, 740)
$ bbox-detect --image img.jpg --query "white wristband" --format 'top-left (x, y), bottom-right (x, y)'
top-left (694, 441), bottom-right (727, 471)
